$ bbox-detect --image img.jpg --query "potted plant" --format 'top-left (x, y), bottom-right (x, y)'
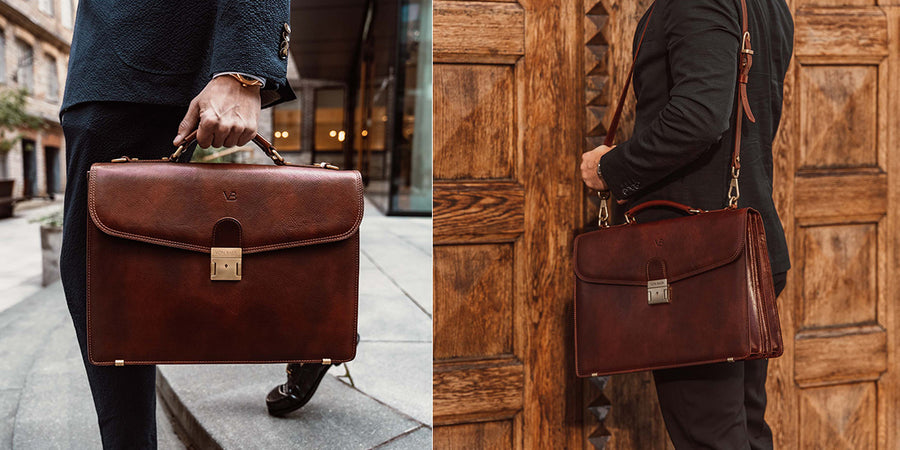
top-left (30, 209), bottom-right (63, 286)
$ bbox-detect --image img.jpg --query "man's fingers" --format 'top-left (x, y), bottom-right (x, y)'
top-left (212, 121), bottom-right (232, 148)
top-left (174, 101), bottom-right (200, 146)
top-left (222, 124), bottom-right (241, 148)
top-left (196, 110), bottom-right (217, 148)
top-left (237, 127), bottom-right (256, 147)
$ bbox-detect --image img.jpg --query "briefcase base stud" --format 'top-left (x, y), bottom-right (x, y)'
top-left (322, 358), bottom-right (332, 365)
top-left (727, 357), bottom-right (735, 363)
top-left (211, 247), bottom-right (242, 281)
top-left (115, 359), bottom-right (124, 366)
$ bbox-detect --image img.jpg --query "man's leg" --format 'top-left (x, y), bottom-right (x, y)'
top-left (653, 361), bottom-right (749, 449)
top-left (60, 102), bottom-right (187, 450)
top-left (744, 271), bottom-right (788, 450)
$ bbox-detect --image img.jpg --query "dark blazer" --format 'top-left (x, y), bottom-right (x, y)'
top-left (599, 0), bottom-right (793, 274)
top-left (61, 0), bottom-right (295, 114)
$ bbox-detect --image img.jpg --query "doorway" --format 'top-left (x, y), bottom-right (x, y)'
top-left (21, 139), bottom-right (36, 198)
top-left (44, 146), bottom-right (59, 199)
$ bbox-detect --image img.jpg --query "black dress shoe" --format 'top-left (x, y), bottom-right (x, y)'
top-left (266, 363), bottom-right (332, 417)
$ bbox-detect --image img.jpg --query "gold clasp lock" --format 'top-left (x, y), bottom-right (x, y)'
top-left (648, 278), bottom-right (669, 305)
top-left (211, 247), bottom-right (242, 281)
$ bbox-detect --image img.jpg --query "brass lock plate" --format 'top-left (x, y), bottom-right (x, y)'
top-left (647, 278), bottom-right (669, 304)
top-left (211, 247), bottom-right (242, 281)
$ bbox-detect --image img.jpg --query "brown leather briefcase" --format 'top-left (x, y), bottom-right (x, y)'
top-left (574, 200), bottom-right (782, 377)
top-left (86, 132), bottom-right (361, 366)
top-left (573, 0), bottom-right (782, 377)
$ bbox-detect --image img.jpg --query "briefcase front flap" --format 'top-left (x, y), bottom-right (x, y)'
top-left (87, 162), bottom-right (363, 253)
top-left (574, 208), bottom-right (749, 285)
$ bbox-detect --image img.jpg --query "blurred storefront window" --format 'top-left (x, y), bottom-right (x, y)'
top-left (314, 88), bottom-right (346, 153)
top-left (272, 98), bottom-right (301, 152)
top-left (353, 0), bottom-right (431, 215)
top-left (285, 0), bottom-right (431, 216)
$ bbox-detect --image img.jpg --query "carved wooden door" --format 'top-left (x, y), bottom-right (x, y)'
top-left (765, 2), bottom-right (900, 448)
top-left (432, 0), bottom-right (586, 447)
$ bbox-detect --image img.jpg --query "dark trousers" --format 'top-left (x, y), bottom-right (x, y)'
top-left (60, 102), bottom-right (188, 450)
top-left (653, 271), bottom-right (788, 450)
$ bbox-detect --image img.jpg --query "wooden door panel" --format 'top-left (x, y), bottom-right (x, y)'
top-left (799, 223), bottom-right (878, 328)
top-left (433, 420), bottom-right (516, 450)
top-left (433, 1), bottom-right (528, 441)
top-left (798, 382), bottom-right (877, 449)
top-left (434, 64), bottom-right (517, 180)
top-left (793, 8), bottom-right (888, 60)
top-left (433, 183), bottom-right (525, 244)
top-left (433, 2), bottom-right (525, 65)
top-left (770, 3), bottom-right (898, 449)
top-left (434, 0), bottom-right (584, 447)
top-left (793, 325), bottom-right (887, 385)
top-left (798, 65), bottom-right (878, 169)
top-left (433, 244), bottom-right (515, 359)
top-left (794, 173), bottom-right (886, 219)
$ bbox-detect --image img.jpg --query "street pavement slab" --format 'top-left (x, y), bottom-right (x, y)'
top-left (0, 282), bottom-right (184, 449)
top-left (0, 200), bottom-right (63, 314)
top-left (159, 364), bottom-right (421, 449)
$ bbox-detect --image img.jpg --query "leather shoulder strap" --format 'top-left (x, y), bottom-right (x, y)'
top-left (603, 4), bottom-right (656, 147)
top-left (603, 0), bottom-right (755, 182)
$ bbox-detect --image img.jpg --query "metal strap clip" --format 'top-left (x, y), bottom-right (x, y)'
top-left (597, 190), bottom-right (610, 228)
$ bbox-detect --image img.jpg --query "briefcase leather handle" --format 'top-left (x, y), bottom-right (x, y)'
top-left (623, 200), bottom-right (704, 224)
top-left (168, 130), bottom-right (340, 170)
top-left (171, 130), bottom-right (286, 165)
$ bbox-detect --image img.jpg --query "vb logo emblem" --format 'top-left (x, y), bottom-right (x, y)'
top-left (223, 191), bottom-right (237, 202)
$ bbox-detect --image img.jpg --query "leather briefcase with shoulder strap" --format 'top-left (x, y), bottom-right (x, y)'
top-left (573, 0), bottom-right (783, 377)
top-left (86, 131), bottom-right (361, 366)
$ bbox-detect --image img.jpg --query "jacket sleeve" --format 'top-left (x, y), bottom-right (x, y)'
top-left (599, 0), bottom-right (741, 200)
top-left (208, 0), bottom-right (291, 94)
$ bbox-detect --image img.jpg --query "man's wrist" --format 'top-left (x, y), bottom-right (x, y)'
top-left (596, 159), bottom-right (607, 189)
top-left (214, 72), bottom-right (265, 88)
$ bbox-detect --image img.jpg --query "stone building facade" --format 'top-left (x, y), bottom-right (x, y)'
top-left (0, 0), bottom-right (74, 199)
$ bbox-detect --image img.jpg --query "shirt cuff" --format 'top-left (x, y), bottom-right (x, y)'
top-left (599, 142), bottom-right (642, 201)
top-left (213, 72), bottom-right (266, 86)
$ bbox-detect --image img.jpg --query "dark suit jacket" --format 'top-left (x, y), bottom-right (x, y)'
top-left (61, 0), bottom-right (295, 114)
top-left (599, 0), bottom-right (793, 274)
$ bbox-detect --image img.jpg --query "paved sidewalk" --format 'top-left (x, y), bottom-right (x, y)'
top-left (0, 199), bottom-right (64, 314)
top-left (0, 198), bottom-right (432, 449)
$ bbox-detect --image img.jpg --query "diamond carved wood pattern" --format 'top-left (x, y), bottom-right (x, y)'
top-left (799, 65), bottom-right (878, 170)
top-left (583, 0), bottom-right (611, 152)
top-left (799, 382), bottom-right (876, 449)
top-left (434, 65), bottom-right (516, 180)
top-left (583, 1), bottom-right (613, 448)
top-left (433, 244), bottom-right (514, 360)
top-left (800, 223), bottom-right (877, 329)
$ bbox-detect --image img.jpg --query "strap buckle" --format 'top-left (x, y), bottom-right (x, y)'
top-left (741, 31), bottom-right (754, 55)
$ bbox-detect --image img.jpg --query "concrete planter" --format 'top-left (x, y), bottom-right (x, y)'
top-left (40, 224), bottom-right (62, 286)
